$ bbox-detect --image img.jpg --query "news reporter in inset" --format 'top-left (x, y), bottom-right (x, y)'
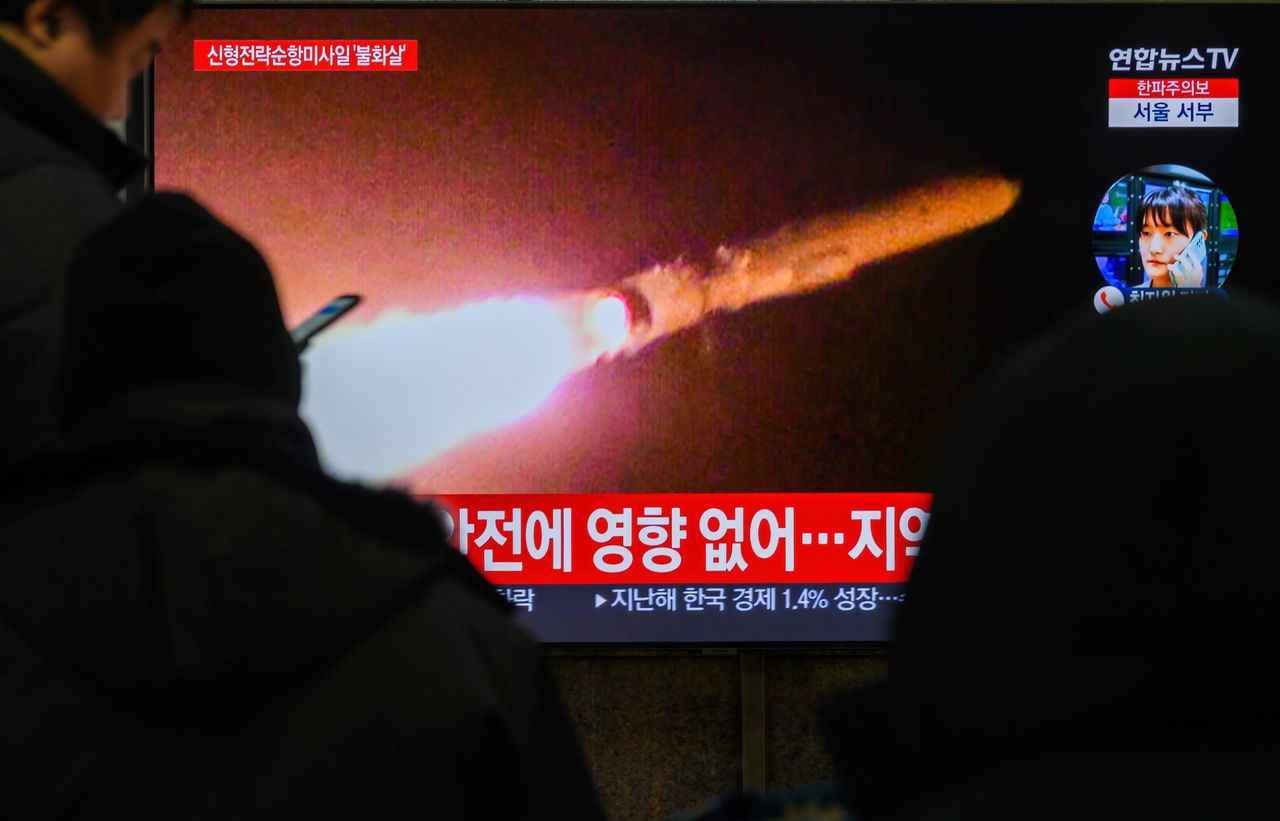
top-left (1134, 184), bottom-right (1208, 289)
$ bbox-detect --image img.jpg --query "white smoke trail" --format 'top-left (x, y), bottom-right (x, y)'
top-left (300, 298), bottom-right (590, 482)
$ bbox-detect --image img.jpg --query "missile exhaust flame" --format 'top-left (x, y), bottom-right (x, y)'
top-left (300, 175), bottom-right (1020, 482)
top-left (586, 293), bottom-right (631, 354)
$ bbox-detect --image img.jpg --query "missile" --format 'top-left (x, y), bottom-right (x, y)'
top-left (579, 175), bottom-right (1020, 358)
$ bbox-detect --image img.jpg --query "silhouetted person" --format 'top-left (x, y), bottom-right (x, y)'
top-left (825, 294), bottom-right (1279, 820)
top-left (0, 0), bottom-right (190, 465)
top-left (0, 193), bottom-right (604, 820)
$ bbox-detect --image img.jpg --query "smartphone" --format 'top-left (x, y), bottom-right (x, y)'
top-left (291, 294), bottom-right (361, 352)
top-left (1170, 231), bottom-right (1208, 288)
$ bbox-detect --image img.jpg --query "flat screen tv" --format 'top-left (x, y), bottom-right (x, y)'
top-left (142, 1), bottom-right (1277, 644)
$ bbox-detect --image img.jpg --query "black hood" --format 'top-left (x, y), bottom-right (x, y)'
top-left (0, 187), bottom-right (500, 705)
top-left (57, 192), bottom-right (304, 429)
top-left (827, 293), bottom-right (1280, 816)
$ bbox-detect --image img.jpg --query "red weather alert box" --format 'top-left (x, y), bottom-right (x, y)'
top-left (1108, 78), bottom-right (1238, 127)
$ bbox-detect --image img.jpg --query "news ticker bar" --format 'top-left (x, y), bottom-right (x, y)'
top-left (491, 583), bottom-right (909, 644)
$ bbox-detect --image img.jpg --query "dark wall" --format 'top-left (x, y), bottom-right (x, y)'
top-left (548, 651), bottom-right (888, 820)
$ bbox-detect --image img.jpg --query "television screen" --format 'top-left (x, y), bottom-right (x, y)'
top-left (147, 2), bottom-right (1277, 643)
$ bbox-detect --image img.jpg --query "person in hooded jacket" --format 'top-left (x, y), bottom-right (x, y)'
top-left (823, 293), bottom-right (1279, 821)
top-left (0, 192), bottom-right (605, 821)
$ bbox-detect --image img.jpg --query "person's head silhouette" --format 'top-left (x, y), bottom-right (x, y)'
top-left (827, 294), bottom-right (1280, 820)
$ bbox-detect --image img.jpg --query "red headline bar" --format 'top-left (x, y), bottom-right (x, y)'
top-left (425, 493), bottom-right (932, 585)
top-left (194, 40), bottom-right (418, 71)
top-left (1108, 78), bottom-right (1237, 98)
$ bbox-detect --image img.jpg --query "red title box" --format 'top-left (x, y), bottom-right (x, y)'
top-left (195, 40), bottom-right (418, 71)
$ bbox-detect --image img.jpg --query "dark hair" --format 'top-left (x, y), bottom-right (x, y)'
top-left (1137, 184), bottom-right (1208, 238)
top-left (0, 0), bottom-right (193, 49)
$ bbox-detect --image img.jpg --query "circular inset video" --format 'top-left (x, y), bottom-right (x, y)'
top-left (1092, 164), bottom-right (1237, 292)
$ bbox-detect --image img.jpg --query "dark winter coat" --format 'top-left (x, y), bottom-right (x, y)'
top-left (0, 147), bottom-right (602, 819)
top-left (0, 37), bottom-right (142, 464)
top-left (0, 382), bottom-right (603, 820)
top-left (825, 294), bottom-right (1280, 820)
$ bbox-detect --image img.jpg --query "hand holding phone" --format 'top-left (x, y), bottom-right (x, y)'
top-left (291, 294), bottom-right (361, 352)
top-left (1170, 231), bottom-right (1207, 288)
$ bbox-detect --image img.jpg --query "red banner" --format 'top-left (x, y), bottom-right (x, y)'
top-left (194, 40), bottom-right (418, 71)
top-left (1108, 78), bottom-right (1237, 98)
top-left (425, 493), bottom-right (931, 585)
